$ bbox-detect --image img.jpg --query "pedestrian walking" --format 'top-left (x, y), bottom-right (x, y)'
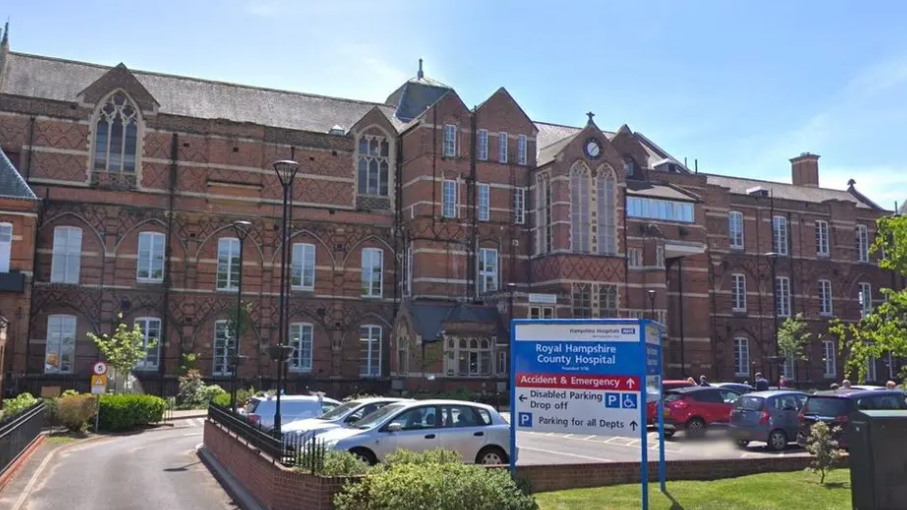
top-left (754, 372), bottom-right (769, 391)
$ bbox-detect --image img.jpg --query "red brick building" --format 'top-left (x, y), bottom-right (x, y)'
top-left (0, 33), bottom-right (897, 397)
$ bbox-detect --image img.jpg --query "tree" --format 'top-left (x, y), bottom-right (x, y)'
top-left (805, 421), bottom-right (843, 484)
top-left (89, 313), bottom-right (156, 393)
top-left (777, 313), bottom-right (811, 370)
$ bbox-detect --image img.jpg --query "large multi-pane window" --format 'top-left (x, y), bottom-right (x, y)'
top-left (536, 175), bottom-right (552, 254)
top-left (478, 248), bottom-right (498, 293)
top-left (445, 337), bottom-right (492, 377)
top-left (477, 129), bottom-right (488, 161)
top-left (51, 226), bottom-right (82, 284)
top-left (570, 163), bottom-right (591, 253)
top-left (443, 124), bottom-right (457, 157)
top-left (815, 220), bottom-right (830, 257)
top-left (360, 325), bottom-right (382, 377)
top-left (571, 283), bottom-right (617, 318)
top-left (823, 340), bottom-right (836, 378)
top-left (818, 279), bottom-right (833, 316)
top-left (772, 216), bottom-right (788, 255)
top-left (0, 223), bottom-right (11, 273)
top-left (734, 338), bottom-right (750, 376)
top-left (357, 136), bottom-right (390, 196)
top-left (626, 197), bottom-right (694, 223)
top-left (134, 317), bottom-right (161, 370)
top-left (361, 248), bottom-right (383, 298)
top-left (288, 322), bottom-right (313, 372)
top-left (137, 232), bottom-right (165, 283)
top-left (498, 132), bottom-right (508, 163)
top-left (513, 187), bottom-right (526, 224)
top-left (478, 183), bottom-right (490, 221)
top-left (859, 282), bottom-right (872, 317)
top-left (599, 284), bottom-right (618, 318)
top-left (597, 171), bottom-right (617, 254)
top-left (291, 243), bottom-right (316, 291)
top-left (213, 320), bottom-right (233, 376)
top-left (628, 248), bottom-right (642, 268)
top-left (216, 238), bottom-right (240, 291)
top-left (728, 211), bottom-right (744, 249)
top-left (45, 314), bottom-right (76, 374)
top-left (442, 179), bottom-right (457, 218)
top-left (776, 276), bottom-right (791, 317)
top-left (782, 357), bottom-right (794, 380)
top-left (731, 273), bottom-right (747, 312)
top-left (572, 283), bottom-right (592, 318)
top-left (93, 92), bottom-right (139, 173)
top-left (856, 224), bottom-right (870, 262)
top-left (529, 306), bottom-right (554, 319)
top-left (518, 134), bottom-right (527, 165)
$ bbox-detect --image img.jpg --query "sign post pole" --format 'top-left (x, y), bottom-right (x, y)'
top-left (639, 325), bottom-right (649, 509)
top-left (656, 322), bottom-right (666, 493)
top-left (91, 361), bottom-right (108, 433)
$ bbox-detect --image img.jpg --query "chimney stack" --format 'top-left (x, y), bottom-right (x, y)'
top-left (790, 152), bottom-right (820, 187)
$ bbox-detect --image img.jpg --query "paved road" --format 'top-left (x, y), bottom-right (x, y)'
top-left (20, 424), bottom-right (236, 510)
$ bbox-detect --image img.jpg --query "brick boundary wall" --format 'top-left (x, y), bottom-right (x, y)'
top-left (204, 421), bottom-right (848, 508)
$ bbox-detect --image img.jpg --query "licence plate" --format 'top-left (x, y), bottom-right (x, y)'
top-left (664, 408), bottom-right (671, 416)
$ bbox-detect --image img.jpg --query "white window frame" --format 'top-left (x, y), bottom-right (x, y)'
top-left (288, 322), bottom-right (314, 372)
top-left (859, 282), bottom-right (872, 317)
top-left (655, 245), bottom-right (665, 268)
top-left (818, 279), bottom-right (833, 316)
top-left (772, 216), bottom-right (789, 256)
top-left (443, 124), bottom-right (457, 157)
top-left (51, 226), bottom-right (82, 284)
top-left (628, 248), bottom-right (643, 268)
top-left (498, 132), bottom-right (508, 163)
top-left (815, 220), bottom-right (830, 257)
top-left (0, 223), bottom-right (11, 273)
top-left (782, 357), bottom-right (794, 380)
top-left (477, 183), bottom-right (490, 221)
top-left (823, 340), bottom-right (836, 378)
top-left (513, 187), bottom-right (526, 224)
top-left (134, 317), bottom-right (162, 371)
top-left (357, 135), bottom-right (390, 196)
top-left (728, 211), bottom-right (744, 250)
top-left (361, 248), bottom-right (384, 298)
top-left (856, 224), bottom-right (869, 262)
top-left (734, 337), bottom-right (750, 377)
top-left (477, 129), bottom-right (488, 161)
top-left (478, 248), bottom-right (499, 293)
top-left (442, 179), bottom-right (457, 219)
top-left (213, 320), bottom-right (234, 376)
top-left (92, 92), bottom-right (140, 174)
top-left (731, 273), bottom-right (747, 312)
top-left (518, 134), bottom-right (527, 165)
top-left (445, 336), bottom-right (493, 377)
top-left (776, 276), bottom-right (791, 317)
top-left (360, 325), bottom-right (382, 377)
top-left (45, 314), bottom-right (76, 374)
top-left (136, 232), bottom-right (165, 283)
top-left (291, 243), bottom-right (316, 291)
top-left (216, 237), bottom-right (240, 292)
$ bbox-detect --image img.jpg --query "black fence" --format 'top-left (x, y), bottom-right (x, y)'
top-left (207, 403), bottom-right (323, 469)
top-left (0, 403), bottom-right (46, 476)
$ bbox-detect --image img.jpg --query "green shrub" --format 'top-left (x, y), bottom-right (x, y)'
top-left (385, 448), bottom-right (462, 466)
top-left (212, 392), bottom-right (232, 407)
top-left (98, 394), bottom-right (167, 431)
top-left (334, 451), bottom-right (536, 510)
top-left (61, 389), bottom-right (80, 398)
top-left (57, 394), bottom-right (98, 432)
top-left (43, 397), bottom-right (61, 427)
top-left (204, 384), bottom-right (227, 402)
top-left (806, 421), bottom-right (843, 484)
top-left (297, 449), bottom-right (371, 477)
top-left (236, 387), bottom-right (256, 407)
top-left (2, 393), bottom-right (39, 418)
top-left (176, 370), bottom-right (207, 409)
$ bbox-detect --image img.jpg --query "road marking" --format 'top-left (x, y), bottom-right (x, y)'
top-left (519, 446), bottom-right (612, 463)
top-left (582, 435), bottom-right (596, 440)
top-left (603, 437), bottom-right (620, 444)
top-left (563, 434), bottom-right (574, 438)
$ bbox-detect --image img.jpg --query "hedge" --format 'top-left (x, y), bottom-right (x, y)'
top-left (98, 394), bottom-right (167, 431)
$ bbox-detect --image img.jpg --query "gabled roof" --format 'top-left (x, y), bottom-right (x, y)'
top-left (0, 52), bottom-right (404, 133)
top-left (704, 173), bottom-right (885, 211)
top-left (385, 78), bottom-right (452, 123)
top-left (0, 148), bottom-right (37, 200)
top-left (405, 300), bottom-right (504, 342)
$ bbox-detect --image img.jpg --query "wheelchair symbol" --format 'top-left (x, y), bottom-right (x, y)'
top-left (620, 393), bottom-right (638, 409)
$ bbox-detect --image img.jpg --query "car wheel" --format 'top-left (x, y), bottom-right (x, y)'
top-left (476, 446), bottom-right (508, 465)
top-left (349, 448), bottom-right (377, 466)
top-left (767, 430), bottom-right (788, 452)
top-left (735, 439), bottom-right (749, 448)
top-left (685, 418), bottom-right (707, 437)
top-left (663, 429), bottom-right (676, 439)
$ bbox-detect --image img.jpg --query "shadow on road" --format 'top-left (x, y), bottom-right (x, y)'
top-left (164, 461), bottom-right (201, 472)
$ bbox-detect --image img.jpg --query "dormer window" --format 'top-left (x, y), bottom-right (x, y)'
top-left (357, 136), bottom-right (390, 196)
top-left (93, 92), bottom-right (140, 173)
top-left (623, 158), bottom-right (635, 178)
top-left (329, 125), bottom-right (346, 136)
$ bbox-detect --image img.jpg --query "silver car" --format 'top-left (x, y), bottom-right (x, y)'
top-left (244, 394), bottom-right (341, 430)
top-left (282, 397), bottom-right (408, 439)
top-left (313, 400), bottom-right (514, 465)
top-left (729, 390), bottom-right (807, 451)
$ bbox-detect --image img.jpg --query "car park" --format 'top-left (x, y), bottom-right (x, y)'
top-left (281, 397), bottom-right (407, 439)
top-left (729, 390), bottom-right (807, 451)
top-left (243, 394), bottom-right (341, 429)
top-left (646, 379), bottom-right (696, 425)
top-left (312, 399), bottom-right (513, 465)
top-left (797, 389), bottom-right (907, 449)
top-left (662, 386), bottom-right (742, 437)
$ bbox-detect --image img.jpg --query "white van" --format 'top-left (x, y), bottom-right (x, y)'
top-left (244, 394), bottom-right (340, 430)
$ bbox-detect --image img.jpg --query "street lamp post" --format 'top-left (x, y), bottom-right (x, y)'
top-left (647, 289), bottom-right (656, 321)
top-left (765, 252), bottom-right (779, 383)
top-left (272, 160), bottom-right (300, 435)
top-left (230, 220), bottom-right (253, 412)
top-left (229, 354), bottom-right (248, 413)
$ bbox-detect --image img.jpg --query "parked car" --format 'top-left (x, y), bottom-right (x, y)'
top-left (281, 397), bottom-right (408, 439)
top-left (729, 390), bottom-right (807, 451)
top-left (312, 399), bottom-right (513, 465)
top-left (662, 386), bottom-right (742, 437)
top-left (244, 394), bottom-right (341, 429)
top-left (713, 382), bottom-right (754, 394)
top-left (646, 379), bottom-right (696, 425)
top-left (797, 390), bottom-right (907, 449)
top-left (851, 385), bottom-right (886, 391)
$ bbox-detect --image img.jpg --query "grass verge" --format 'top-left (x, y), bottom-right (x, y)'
top-left (535, 469), bottom-right (851, 510)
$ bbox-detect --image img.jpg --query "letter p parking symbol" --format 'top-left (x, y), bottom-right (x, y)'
top-left (518, 412), bottom-right (533, 428)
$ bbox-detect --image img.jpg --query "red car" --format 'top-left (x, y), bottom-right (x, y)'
top-left (661, 386), bottom-right (742, 437)
top-left (646, 380), bottom-right (696, 425)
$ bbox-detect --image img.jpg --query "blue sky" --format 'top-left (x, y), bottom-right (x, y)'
top-left (4, 1), bottom-right (907, 207)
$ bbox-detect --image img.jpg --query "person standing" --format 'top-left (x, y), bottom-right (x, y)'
top-left (886, 380), bottom-right (897, 390)
top-left (754, 372), bottom-right (769, 391)
top-left (842, 379), bottom-right (852, 389)
top-left (699, 375), bottom-right (711, 387)
top-left (779, 375), bottom-right (788, 388)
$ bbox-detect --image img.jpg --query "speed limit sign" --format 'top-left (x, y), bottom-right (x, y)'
top-left (92, 361), bottom-right (108, 376)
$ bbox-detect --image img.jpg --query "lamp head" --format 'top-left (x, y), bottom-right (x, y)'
top-left (272, 160), bottom-right (300, 187)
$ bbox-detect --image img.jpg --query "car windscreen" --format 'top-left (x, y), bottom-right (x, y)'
top-left (353, 403), bottom-right (408, 429)
top-left (246, 399), bottom-right (262, 413)
top-left (664, 393), bottom-right (685, 404)
top-left (317, 401), bottom-right (358, 420)
top-left (803, 397), bottom-right (850, 416)
top-left (734, 396), bottom-right (764, 411)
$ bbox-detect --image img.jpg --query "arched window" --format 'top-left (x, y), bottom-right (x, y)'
top-left (358, 136), bottom-right (390, 196)
top-left (93, 92), bottom-right (140, 173)
top-left (596, 167), bottom-right (617, 255)
top-left (570, 162), bottom-right (591, 253)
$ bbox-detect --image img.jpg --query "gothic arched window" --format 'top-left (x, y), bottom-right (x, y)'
top-left (596, 167), bottom-right (617, 255)
top-left (570, 162), bottom-right (591, 253)
top-left (93, 92), bottom-right (140, 173)
top-left (358, 136), bottom-right (390, 196)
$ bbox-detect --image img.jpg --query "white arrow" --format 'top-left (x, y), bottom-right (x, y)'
top-left (626, 378), bottom-right (636, 389)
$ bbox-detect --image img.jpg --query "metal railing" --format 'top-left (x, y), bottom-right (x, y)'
top-left (208, 403), bottom-right (323, 467)
top-left (0, 403), bottom-right (46, 476)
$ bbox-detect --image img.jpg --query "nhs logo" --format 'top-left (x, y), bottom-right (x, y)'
top-left (621, 328), bottom-right (636, 335)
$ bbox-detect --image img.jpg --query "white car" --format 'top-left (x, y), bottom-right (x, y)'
top-left (244, 394), bottom-right (341, 429)
top-left (312, 399), bottom-right (514, 465)
top-left (282, 397), bottom-right (408, 439)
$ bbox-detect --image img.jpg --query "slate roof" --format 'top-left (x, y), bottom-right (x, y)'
top-left (626, 181), bottom-right (699, 202)
top-left (406, 300), bottom-right (505, 342)
top-left (704, 173), bottom-right (884, 210)
top-left (0, 52), bottom-right (405, 133)
top-left (0, 147), bottom-right (37, 200)
top-left (385, 76), bottom-right (453, 123)
top-left (533, 121), bottom-right (684, 171)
